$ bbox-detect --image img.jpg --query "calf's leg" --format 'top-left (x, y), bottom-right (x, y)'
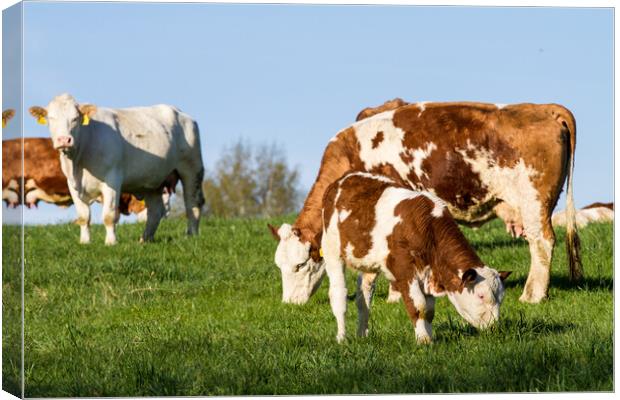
top-left (397, 280), bottom-right (432, 344)
top-left (325, 259), bottom-right (348, 343)
top-left (356, 272), bottom-right (378, 337)
top-left (386, 281), bottom-right (402, 303)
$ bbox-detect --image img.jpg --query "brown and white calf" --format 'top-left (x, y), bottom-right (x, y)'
top-left (319, 172), bottom-right (510, 343)
top-left (2, 137), bottom-right (176, 219)
top-left (273, 100), bottom-right (581, 304)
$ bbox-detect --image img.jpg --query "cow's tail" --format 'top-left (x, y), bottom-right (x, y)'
top-left (552, 105), bottom-right (583, 282)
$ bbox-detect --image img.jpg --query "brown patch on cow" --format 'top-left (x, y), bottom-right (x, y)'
top-left (355, 98), bottom-right (409, 121)
top-left (103, 213), bottom-right (116, 226)
top-left (325, 174), bottom-right (393, 259)
top-left (295, 127), bottom-right (363, 244)
top-left (582, 202), bottom-right (613, 211)
top-left (371, 131), bottom-right (384, 149)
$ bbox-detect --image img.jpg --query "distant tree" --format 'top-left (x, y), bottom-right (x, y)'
top-left (201, 140), bottom-right (301, 218)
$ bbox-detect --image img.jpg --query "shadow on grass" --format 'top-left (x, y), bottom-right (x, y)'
top-left (503, 275), bottom-right (612, 292)
top-left (470, 237), bottom-right (526, 250)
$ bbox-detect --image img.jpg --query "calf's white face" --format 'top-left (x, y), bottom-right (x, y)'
top-left (270, 223), bottom-right (325, 304)
top-left (447, 267), bottom-right (509, 329)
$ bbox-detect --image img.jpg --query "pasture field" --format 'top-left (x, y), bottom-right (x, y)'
top-left (2, 216), bottom-right (613, 396)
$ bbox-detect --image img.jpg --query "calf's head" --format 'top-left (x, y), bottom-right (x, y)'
top-left (29, 94), bottom-right (97, 152)
top-left (268, 223), bottom-right (325, 304)
top-left (447, 267), bottom-right (511, 329)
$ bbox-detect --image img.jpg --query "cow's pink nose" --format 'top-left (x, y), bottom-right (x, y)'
top-left (56, 136), bottom-right (73, 148)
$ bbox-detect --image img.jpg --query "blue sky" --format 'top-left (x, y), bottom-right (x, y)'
top-left (2, 2), bottom-right (614, 224)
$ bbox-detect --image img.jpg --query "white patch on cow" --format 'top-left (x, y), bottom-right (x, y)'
top-left (421, 190), bottom-right (447, 218)
top-left (410, 142), bottom-right (437, 179)
top-left (342, 171), bottom-right (395, 184)
top-left (353, 111), bottom-right (413, 185)
top-left (456, 143), bottom-right (541, 237)
top-left (339, 209), bottom-right (351, 222)
top-left (416, 101), bottom-right (428, 114)
top-left (496, 104), bottom-right (507, 109)
top-left (409, 279), bottom-right (426, 309)
top-left (2, 179), bottom-right (19, 206)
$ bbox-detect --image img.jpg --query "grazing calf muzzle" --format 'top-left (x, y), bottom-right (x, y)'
top-left (269, 223), bottom-right (325, 304)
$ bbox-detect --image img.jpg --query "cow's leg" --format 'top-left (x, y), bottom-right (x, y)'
top-left (325, 258), bottom-right (348, 343)
top-left (386, 282), bottom-right (402, 303)
top-left (356, 272), bottom-right (378, 337)
top-left (519, 208), bottom-right (555, 303)
top-left (100, 183), bottom-right (120, 245)
top-left (68, 185), bottom-right (91, 244)
top-left (140, 191), bottom-right (165, 243)
top-left (177, 166), bottom-right (204, 236)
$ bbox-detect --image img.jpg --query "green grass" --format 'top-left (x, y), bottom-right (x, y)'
top-left (2, 216), bottom-right (613, 396)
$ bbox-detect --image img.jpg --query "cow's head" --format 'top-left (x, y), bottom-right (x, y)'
top-left (447, 267), bottom-right (511, 329)
top-left (268, 223), bottom-right (325, 304)
top-left (29, 94), bottom-right (97, 153)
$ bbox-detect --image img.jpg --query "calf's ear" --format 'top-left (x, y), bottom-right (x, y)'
top-left (29, 106), bottom-right (48, 125)
top-left (461, 268), bottom-right (478, 285)
top-left (498, 271), bottom-right (512, 282)
top-left (267, 224), bottom-right (280, 240)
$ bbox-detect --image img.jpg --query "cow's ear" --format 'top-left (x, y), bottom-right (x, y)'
top-left (498, 271), bottom-right (512, 282)
top-left (461, 269), bottom-right (478, 285)
top-left (2, 109), bottom-right (15, 128)
top-left (267, 224), bottom-right (280, 241)
top-left (78, 104), bottom-right (97, 126)
top-left (29, 106), bottom-right (48, 125)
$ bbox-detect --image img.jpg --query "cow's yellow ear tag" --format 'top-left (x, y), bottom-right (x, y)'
top-left (37, 116), bottom-right (47, 125)
top-left (2, 120), bottom-right (6, 129)
top-left (82, 115), bottom-right (90, 126)
top-left (319, 248), bottom-right (324, 257)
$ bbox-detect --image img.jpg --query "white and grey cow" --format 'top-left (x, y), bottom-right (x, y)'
top-left (29, 93), bottom-right (204, 245)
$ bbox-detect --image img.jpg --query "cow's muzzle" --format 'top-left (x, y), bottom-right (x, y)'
top-left (55, 136), bottom-right (74, 149)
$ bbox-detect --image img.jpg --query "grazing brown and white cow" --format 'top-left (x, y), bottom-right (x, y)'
top-left (29, 94), bottom-right (204, 244)
top-left (552, 202), bottom-right (613, 228)
top-left (273, 101), bottom-right (581, 304)
top-left (2, 137), bottom-right (176, 219)
top-left (294, 172), bottom-right (510, 343)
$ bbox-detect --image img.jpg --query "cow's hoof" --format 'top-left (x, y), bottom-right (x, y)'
top-left (518, 291), bottom-right (546, 304)
top-left (386, 291), bottom-right (402, 303)
top-left (416, 335), bottom-right (432, 345)
top-left (336, 334), bottom-right (345, 344)
top-left (105, 239), bottom-right (117, 246)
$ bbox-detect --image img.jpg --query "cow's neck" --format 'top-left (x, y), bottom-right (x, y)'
top-left (294, 128), bottom-right (361, 245)
top-left (427, 217), bottom-right (483, 292)
top-left (58, 126), bottom-right (90, 188)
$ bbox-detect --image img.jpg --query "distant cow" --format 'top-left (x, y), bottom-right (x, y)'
top-left (553, 202), bottom-right (613, 228)
top-left (29, 94), bottom-right (204, 245)
top-left (272, 101), bottom-right (581, 304)
top-left (272, 173), bottom-right (510, 343)
top-left (2, 137), bottom-right (176, 220)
